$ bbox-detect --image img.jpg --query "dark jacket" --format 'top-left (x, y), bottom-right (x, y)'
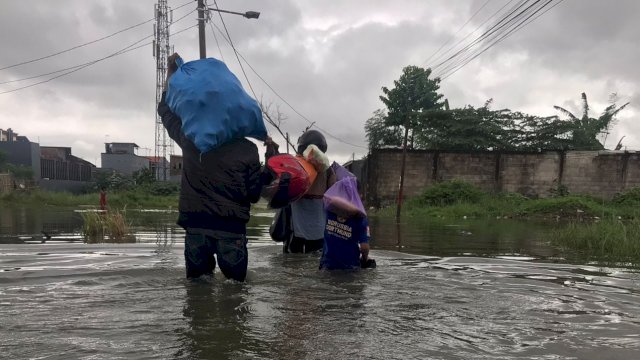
top-left (158, 92), bottom-right (262, 234)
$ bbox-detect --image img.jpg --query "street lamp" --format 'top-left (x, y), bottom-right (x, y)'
top-left (208, 8), bottom-right (260, 19)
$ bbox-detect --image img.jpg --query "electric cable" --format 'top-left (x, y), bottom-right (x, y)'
top-left (428, 0), bottom-right (521, 68)
top-left (439, 0), bottom-right (563, 80)
top-left (204, 0), bottom-right (225, 62)
top-left (434, 0), bottom-right (550, 78)
top-left (423, 0), bottom-right (493, 66)
top-left (208, 11), bottom-right (367, 149)
top-left (0, 1), bottom-right (192, 71)
top-left (431, 0), bottom-right (535, 72)
top-left (0, 9), bottom-right (197, 89)
top-left (0, 23), bottom-right (197, 95)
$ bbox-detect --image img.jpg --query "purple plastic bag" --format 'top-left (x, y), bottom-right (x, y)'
top-left (323, 176), bottom-right (366, 218)
top-left (331, 162), bottom-right (355, 181)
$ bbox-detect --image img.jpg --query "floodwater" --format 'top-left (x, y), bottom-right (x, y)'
top-left (1, 205), bottom-right (639, 359)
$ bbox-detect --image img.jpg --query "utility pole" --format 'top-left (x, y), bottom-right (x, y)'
top-left (396, 123), bottom-right (410, 222)
top-left (286, 133), bottom-right (290, 154)
top-left (197, 0), bottom-right (206, 59)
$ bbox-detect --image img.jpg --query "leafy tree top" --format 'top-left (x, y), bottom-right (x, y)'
top-left (380, 66), bottom-right (445, 126)
top-left (553, 92), bottom-right (629, 150)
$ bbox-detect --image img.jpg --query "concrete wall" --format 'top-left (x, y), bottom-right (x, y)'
top-left (0, 173), bottom-right (13, 193)
top-left (30, 142), bottom-right (41, 180)
top-left (39, 179), bottom-right (93, 194)
top-left (365, 149), bottom-right (640, 207)
top-left (101, 153), bottom-right (149, 176)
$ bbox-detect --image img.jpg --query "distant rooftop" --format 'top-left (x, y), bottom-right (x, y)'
top-left (105, 142), bottom-right (140, 148)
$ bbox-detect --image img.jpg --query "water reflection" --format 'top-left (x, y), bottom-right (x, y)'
top-left (1, 241), bottom-right (639, 358)
top-left (370, 215), bottom-right (558, 259)
top-left (178, 279), bottom-right (255, 360)
top-left (0, 206), bottom-right (83, 243)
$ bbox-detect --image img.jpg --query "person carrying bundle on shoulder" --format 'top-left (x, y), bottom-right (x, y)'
top-left (158, 52), bottom-right (273, 282)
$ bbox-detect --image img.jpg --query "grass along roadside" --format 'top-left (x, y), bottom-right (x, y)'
top-left (373, 180), bottom-right (640, 267)
top-left (374, 180), bottom-right (640, 220)
top-left (549, 218), bottom-right (640, 267)
top-left (0, 189), bottom-right (178, 209)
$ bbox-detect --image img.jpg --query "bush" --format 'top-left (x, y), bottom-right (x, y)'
top-left (416, 180), bottom-right (485, 207)
top-left (612, 187), bottom-right (640, 206)
top-left (81, 210), bottom-right (135, 243)
top-left (517, 195), bottom-right (607, 217)
top-left (550, 218), bottom-right (640, 266)
top-left (143, 182), bottom-right (180, 196)
top-left (93, 171), bottom-right (134, 192)
top-left (6, 164), bottom-right (33, 180)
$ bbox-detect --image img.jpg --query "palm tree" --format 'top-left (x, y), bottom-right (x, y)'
top-left (554, 93), bottom-right (629, 150)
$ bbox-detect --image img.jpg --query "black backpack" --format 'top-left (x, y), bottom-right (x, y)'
top-left (269, 204), bottom-right (292, 242)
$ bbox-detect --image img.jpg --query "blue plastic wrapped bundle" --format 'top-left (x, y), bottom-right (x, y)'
top-left (165, 57), bottom-right (267, 153)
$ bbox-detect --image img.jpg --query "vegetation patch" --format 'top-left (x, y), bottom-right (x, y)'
top-left (516, 196), bottom-right (609, 218)
top-left (413, 180), bottom-right (484, 207)
top-left (612, 187), bottom-right (640, 206)
top-left (550, 219), bottom-right (640, 267)
top-left (0, 189), bottom-right (178, 208)
top-left (81, 210), bottom-right (135, 243)
top-left (377, 181), bottom-right (640, 220)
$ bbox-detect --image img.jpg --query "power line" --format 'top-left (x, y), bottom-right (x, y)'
top-left (423, 0), bottom-right (493, 66)
top-left (203, 2), bottom-right (225, 62)
top-left (0, 1), bottom-right (192, 72)
top-left (439, 0), bottom-right (563, 80)
top-left (0, 24), bottom-right (197, 95)
top-left (208, 17), bottom-right (368, 149)
top-left (211, 0), bottom-right (259, 101)
top-left (433, 0), bottom-right (534, 77)
top-left (428, 0), bottom-right (522, 68)
top-left (209, 0), bottom-right (297, 149)
top-left (439, 1), bottom-right (559, 80)
top-left (434, 0), bottom-right (543, 77)
top-left (0, 8), bottom-right (197, 88)
top-left (208, 19), bottom-right (226, 62)
top-left (431, 0), bottom-right (535, 72)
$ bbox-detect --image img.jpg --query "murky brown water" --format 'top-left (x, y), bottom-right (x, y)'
top-left (1, 205), bottom-right (639, 359)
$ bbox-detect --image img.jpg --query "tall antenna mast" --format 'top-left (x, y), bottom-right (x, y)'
top-left (153, 0), bottom-right (174, 180)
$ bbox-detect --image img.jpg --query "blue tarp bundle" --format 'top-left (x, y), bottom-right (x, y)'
top-left (165, 57), bottom-right (267, 153)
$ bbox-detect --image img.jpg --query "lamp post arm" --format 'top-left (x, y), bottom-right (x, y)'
top-left (208, 7), bottom-right (260, 19)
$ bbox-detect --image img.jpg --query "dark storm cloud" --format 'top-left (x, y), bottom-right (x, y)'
top-left (0, 0), bottom-right (638, 164)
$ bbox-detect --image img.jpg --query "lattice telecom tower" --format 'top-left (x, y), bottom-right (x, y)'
top-left (153, 0), bottom-right (174, 180)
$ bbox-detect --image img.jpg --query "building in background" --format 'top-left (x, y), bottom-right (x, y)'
top-left (40, 147), bottom-right (94, 181)
top-left (169, 155), bottom-right (183, 182)
top-left (40, 146), bottom-right (95, 193)
top-left (0, 128), bottom-right (41, 180)
top-left (143, 156), bottom-right (170, 180)
top-left (0, 128), bottom-right (20, 142)
top-left (101, 142), bottom-right (150, 176)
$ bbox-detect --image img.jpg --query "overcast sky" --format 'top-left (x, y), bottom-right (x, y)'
top-left (0, 0), bottom-right (638, 166)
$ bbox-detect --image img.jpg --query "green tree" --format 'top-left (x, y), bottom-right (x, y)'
top-left (6, 164), bottom-right (34, 180)
top-left (379, 66), bottom-right (445, 149)
top-left (421, 100), bottom-right (517, 151)
top-left (364, 109), bottom-right (403, 149)
top-left (553, 92), bottom-right (629, 150)
top-left (133, 168), bottom-right (156, 185)
top-left (513, 113), bottom-right (575, 151)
